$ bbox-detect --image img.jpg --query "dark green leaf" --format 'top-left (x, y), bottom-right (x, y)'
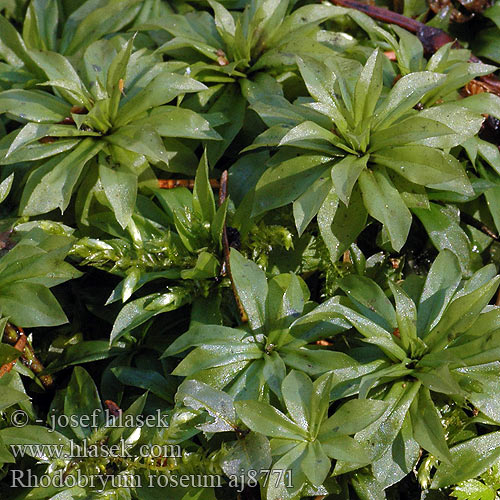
top-left (410, 387), bottom-right (451, 463)
top-left (359, 167), bottom-right (412, 251)
top-left (20, 138), bottom-right (103, 216)
top-left (432, 432), bottom-right (500, 488)
top-left (64, 366), bottom-right (104, 439)
top-left (193, 151), bottom-right (216, 223)
top-left (0, 89), bottom-right (70, 122)
top-left (112, 367), bottom-right (174, 403)
top-left (235, 400), bottom-right (307, 440)
top-left (99, 164), bottom-right (137, 229)
top-left (318, 186), bottom-right (367, 262)
top-left (230, 249), bottom-right (268, 331)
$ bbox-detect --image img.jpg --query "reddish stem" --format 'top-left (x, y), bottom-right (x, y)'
top-left (2, 323), bottom-right (53, 388)
top-left (0, 333), bottom-right (27, 378)
top-left (218, 170), bottom-right (248, 323)
top-left (331, 0), bottom-right (499, 85)
top-left (157, 179), bottom-right (220, 189)
top-left (332, 0), bottom-right (423, 31)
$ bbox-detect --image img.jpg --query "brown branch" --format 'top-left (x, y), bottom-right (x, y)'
top-left (158, 179), bottom-right (220, 189)
top-left (332, 0), bottom-right (423, 31)
top-left (0, 333), bottom-right (27, 378)
top-left (460, 212), bottom-right (500, 241)
top-left (478, 75), bottom-right (500, 95)
top-left (330, 0), bottom-right (500, 145)
top-left (330, 0), bottom-right (499, 86)
top-left (2, 323), bottom-right (53, 388)
top-left (218, 171), bottom-right (248, 323)
top-left (218, 170), bottom-right (228, 207)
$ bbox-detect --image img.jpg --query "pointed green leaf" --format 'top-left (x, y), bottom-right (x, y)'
top-left (230, 249), bottom-right (268, 331)
top-left (0, 173), bottom-right (14, 203)
top-left (319, 399), bottom-right (388, 438)
top-left (417, 250), bottom-right (462, 335)
top-left (176, 379), bottom-right (236, 432)
top-left (389, 281), bottom-right (417, 352)
top-left (302, 441), bottom-right (331, 487)
top-left (29, 49), bottom-right (90, 106)
top-left (116, 72), bottom-right (207, 127)
top-left (0, 89), bottom-right (70, 122)
top-left (64, 367), bottom-right (103, 439)
top-left (426, 275), bottom-right (500, 350)
top-left (373, 71), bottom-right (445, 129)
top-left (410, 387), bottom-right (451, 463)
top-left (413, 203), bottom-right (471, 275)
top-left (99, 165), bottom-right (137, 229)
top-left (354, 48), bottom-right (383, 126)
top-left (359, 167), bottom-right (412, 251)
top-left (372, 145), bottom-right (472, 196)
top-left (61, 0), bottom-right (142, 55)
top-left (340, 274), bottom-right (397, 331)
top-left (432, 431), bottom-right (500, 489)
top-left (20, 138), bottom-right (103, 215)
top-left (317, 186), bottom-right (367, 262)
top-left (136, 107), bottom-right (221, 141)
top-left (0, 283), bottom-right (67, 327)
top-left (330, 155), bottom-right (368, 205)
top-left (281, 370), bottom-right (312, 432)
top-left (297, 56), bottom-right (348, 131)
top-left (235, 400), bottom-right (307, 440)
top-left (293, 174), bottom-right (332, 237)
top-left (107, 36), bottom-right (135, 122)
top-left (105, 125), bottom-right (169, 164)
top-left (253, 154), bottom-right (332, 217)
top-left (193, 151), bottom-right (216, 223)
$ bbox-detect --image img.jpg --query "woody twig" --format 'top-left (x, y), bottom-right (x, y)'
top-left (330, 0), bottom-right (500, 144)
top-left (0, 333), bottom-right (26, 378)
top-left (1, 322), bottom-right (54, 388)
top-left (331, 0), bottom-right (499, 86)
top-left (218, 171), bottom-right (248, 323)
top-left (460, 212), bottom-right (500, 242)
top-left (158, 179), bottom-right (220, 189)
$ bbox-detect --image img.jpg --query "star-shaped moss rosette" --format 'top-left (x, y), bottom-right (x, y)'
top-left (235, 370), bottom-right (387, 500)
top-left (248, 47), bottom-right (494, 254)
top-left (0, 36), bottom-right (219, 229)
top-left (0, 0), bottom-right (161, 92)
top-left (163, 250), bottom-right (371, 400)
top-left (140, 1), bottom-right (392, 165)
top-left (317, 250), bottom-right (500, 489)
top-left (145, 0), bottom-right (354, 76)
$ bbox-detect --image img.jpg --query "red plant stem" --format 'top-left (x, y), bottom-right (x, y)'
top-left (218, 170), bottom-right (248, 323)
top-left (384, 50), bottom-right (397, 61)
top-left (333, 0), bottom-right (423, 32)
top-left (331, 0), bottom-right (499, 87)
top-left (480, 75), bottom-right (500, 94)
top-left (104, 400), bottom-right (122, 417)
top-left (460, 212), bottom-right (499, 241)
top-left (0, 333), bottom-right (27, 378)
top-left (2, 323), bottom-right (53, 387)
top-left (218, 170), bottom-right (228, 208)
top-left (158, 179), bottom-right (220, 189)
